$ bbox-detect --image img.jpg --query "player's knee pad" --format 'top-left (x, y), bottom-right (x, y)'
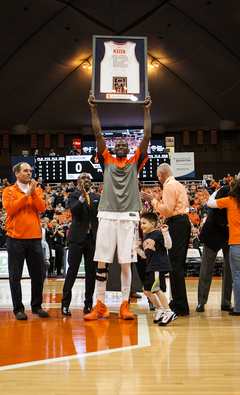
top-left (96, 263), bottom-right (109, 282)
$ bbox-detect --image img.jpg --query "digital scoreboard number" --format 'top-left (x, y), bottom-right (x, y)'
top-left (140, 154), bottom-right (169, 180)
top-left (36, 157), bottom-right (66, 182)
top-left (65, 155), bottom-right (102, 180)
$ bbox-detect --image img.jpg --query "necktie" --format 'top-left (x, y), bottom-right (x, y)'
top-left (86, 193), bottom-right (91, 230)
top-left (86, 193), bottom-right (90, 206)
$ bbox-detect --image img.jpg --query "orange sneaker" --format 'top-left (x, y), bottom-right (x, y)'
top-left (84, 299), bottom-right (109, 320)
top-left (119, 300), bottom-right (134, 320)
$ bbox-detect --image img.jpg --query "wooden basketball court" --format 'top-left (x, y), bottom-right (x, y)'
top-left (0, 278), bottom-right (239, 395)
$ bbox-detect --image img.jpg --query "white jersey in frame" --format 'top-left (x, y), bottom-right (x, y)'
top-left (100, 41), bottom-right (140, 94)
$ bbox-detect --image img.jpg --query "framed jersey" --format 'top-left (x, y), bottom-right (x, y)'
top-left (92, 35), bottom-right (148, 104)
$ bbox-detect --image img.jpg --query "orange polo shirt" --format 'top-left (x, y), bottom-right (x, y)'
top-left (151, 176), bottom-right (189, 219)
top-left (2, 183), bottom-right (46, 239)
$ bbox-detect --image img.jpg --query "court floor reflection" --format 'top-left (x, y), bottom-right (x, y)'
top-left (0, 308), bottom-right (139, 368)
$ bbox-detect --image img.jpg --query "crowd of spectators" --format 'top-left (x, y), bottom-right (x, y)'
top-left (0, 173), bottom-right (237, 276)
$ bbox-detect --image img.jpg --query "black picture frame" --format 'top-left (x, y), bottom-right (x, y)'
top-left (92, 35), bottom-right (148, 104)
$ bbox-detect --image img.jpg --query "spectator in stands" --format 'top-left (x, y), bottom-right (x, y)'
top-left (45, 184), bottom-right (52, 193)
top-left (220, 177), bottom-right (229, 187)
top-left (66, 182), bottom-right (75, 193)
top-left (226, 173), bottom-right (232, 185)
top-left (200, 199), bottom-right (209, 216)
top-left (49, 219), bottom-right (65, 277)
top-left (189, 208), bottom-right (200, 228)
top-left (56, 202), bottom-right (65, 215)
top-left (45, 203), bottom-right (54, 220)
top-left (53, 190), bottom-right (64, 208)
top-left (36, 178), bottom-right (44, 190)
top-left (69, 146), bottom-right (80, 155)
top-left (210, 179), bottom-right (219, 194)
top-left (0, 222), bottom-right (7, 248)
top-left (49, 149), bottom-right (56, 156)
top-left (184, 181), bottom-right (189, 193)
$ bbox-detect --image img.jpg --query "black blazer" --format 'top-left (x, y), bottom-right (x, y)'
top-left (199, 186), bottom-right (230, 252)
top-left (67, 191), bottom-right (100, 244)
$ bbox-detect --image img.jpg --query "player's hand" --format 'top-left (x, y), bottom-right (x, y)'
top-left (88, 90), bottom-right (97, 108)
top-left (143, 92), bottom-right (152, 109)
top-left (160, 224), bottom-right (169, 233)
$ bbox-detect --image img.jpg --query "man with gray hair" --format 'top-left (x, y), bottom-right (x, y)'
top-left (140, 163), bottom-right (191, 316)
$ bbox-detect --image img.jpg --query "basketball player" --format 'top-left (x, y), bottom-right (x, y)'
top-left (84, 92), bottom-right (152, 320)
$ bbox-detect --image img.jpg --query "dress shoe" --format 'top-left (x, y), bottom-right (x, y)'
top-left (174, 310), bottom-right (190, 317)
top-left (61, 306), bottom-right (71, 316)
top-left (130, 292), bottom-right (142, 299)
top-left (15, 311), bottom-right (28, 320)
top-left (196, 303), bottom-right (205, 312)
top-left (228, 311), bottom-right (240, 316)
top-left (221, 305), bottom-right (234, 312)
top-left (32, 308), bottom-right (49, 318)
top-left (83, 306), bottom-right (92, 315)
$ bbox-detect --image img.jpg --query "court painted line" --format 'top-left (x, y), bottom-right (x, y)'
top-left (0, 314), bottom-right (151, 371)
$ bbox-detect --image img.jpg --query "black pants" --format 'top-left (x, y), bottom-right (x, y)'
top-left (62, 234), bottom-right (96, 309)
top-left (6, 237), bottom-right (45, 315)
top-left (198, 242), bottom-right (232, 306)
top-left (52, 244), bottom-right (64, 275)
top-left (168, 215), bottom-right (191, 314)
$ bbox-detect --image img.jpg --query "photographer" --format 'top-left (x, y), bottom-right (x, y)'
top-left (50, 219), bottom-right (65, 277)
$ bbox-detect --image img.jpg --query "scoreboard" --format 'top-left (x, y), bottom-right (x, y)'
top-left (35, 154), bottom-right (169, 182)
top-left (36, 157), bottom-right (66, 182)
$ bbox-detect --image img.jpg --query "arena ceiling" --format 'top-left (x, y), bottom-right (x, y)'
top-left (0, 0), bottom-right (239, 135)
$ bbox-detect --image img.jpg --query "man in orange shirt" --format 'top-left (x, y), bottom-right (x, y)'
top-left (140, 163), bottom-right (191, 316)
top-left (3, 162), bottom-right (49, 320)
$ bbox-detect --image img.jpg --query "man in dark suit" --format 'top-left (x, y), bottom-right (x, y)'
top-left (196, 185), bottom-right (233, 312)
top-left (61, 173), bottom-right (100, 316)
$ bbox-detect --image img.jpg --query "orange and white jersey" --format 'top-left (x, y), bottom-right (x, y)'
top-left (100, 41), bottom-right (140, 94)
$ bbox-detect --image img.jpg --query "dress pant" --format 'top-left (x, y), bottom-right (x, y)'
top-left (198, 243), bottom-right (232, 306)
top-left (62, 234), bottom-right (96, 309)
top-left (229, 245), bottom-right (240, 311)
top-left (167, 215), bottom-right (191, 314)
top-left (52, 244), bottom-right (64, 275)
top-left (6, 237), bottom-right (45, 315)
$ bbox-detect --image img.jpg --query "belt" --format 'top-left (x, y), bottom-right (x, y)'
top-left (165, 214), bottom-right (188, 223)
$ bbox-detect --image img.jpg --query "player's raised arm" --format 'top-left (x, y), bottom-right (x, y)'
top-left (139, 94), bottom-right (152, 156)
top-left (88, 91), bottom-right (106, 155)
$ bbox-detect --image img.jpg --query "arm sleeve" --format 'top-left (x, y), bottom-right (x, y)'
top-left (151, 184), bottom-right (176, 217)
top-left (207, 191), bottom-right (219, 208)
top-left (135, 247), bottom-right (146, 259)
top-left (31, 189), bottom-right (46, 212)
top-left (162, 230), bottom-right (172, 250)
top-left (2, 188), bottom-right (28, 215)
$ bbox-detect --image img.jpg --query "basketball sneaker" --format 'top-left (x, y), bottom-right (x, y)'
top-left (153, 308), bottom-right (164, 324)
top-left (158, 310), bottom-right (177, 326)
top-left (119, 300), bottom-right (134, 320)
top-left (83, 299), bottom-right (109, 320)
